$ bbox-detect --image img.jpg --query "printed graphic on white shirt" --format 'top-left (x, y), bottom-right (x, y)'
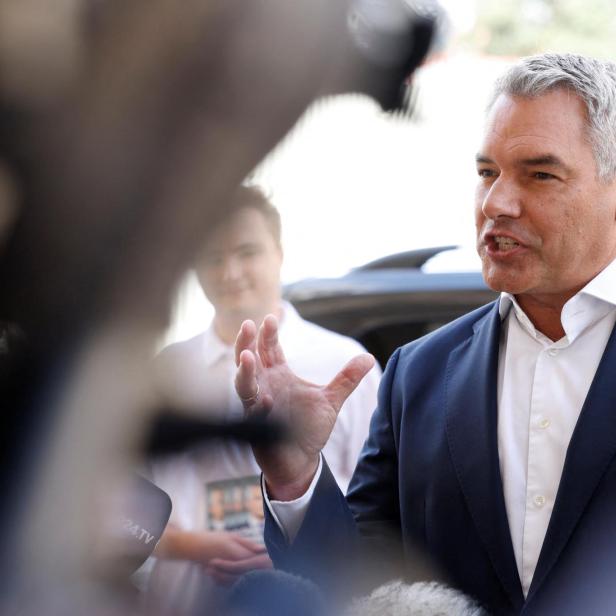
top-left (206, 476), bottom-right (264, 544)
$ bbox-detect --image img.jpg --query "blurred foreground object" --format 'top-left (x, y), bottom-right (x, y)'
top-left (223, 573), bottom-right (487, 616)
top-left (346, 580), bottom-right (486, 616)
top-left (98, 475), bottom-right (172, 581)
top-left (0, 0), bottom-right (437, 613)
top-left (223, 570), bottom-right (328, 616)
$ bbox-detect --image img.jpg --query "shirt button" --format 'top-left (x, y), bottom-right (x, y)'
top-left (534, 495), bottom-right (546, 507)
top-left (548, 349), bottom-right (558, 357)
top-left (539, 418), bottom-right (551, 429)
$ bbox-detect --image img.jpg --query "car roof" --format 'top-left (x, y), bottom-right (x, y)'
top-left (283, 247), bottom-right (497, 364)
top-left (284, 246), bottom-right (490, 303)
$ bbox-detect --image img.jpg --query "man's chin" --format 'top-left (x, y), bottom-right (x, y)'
top-left (482, 270), bottom-right (530, 295)
top-left (223, 303), bottom-right (262, 322)
top-left (217, 292), bottom-right (252, 310)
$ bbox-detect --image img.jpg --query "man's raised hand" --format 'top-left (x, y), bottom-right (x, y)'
top-left (235, 314), bottom-right (375, 501)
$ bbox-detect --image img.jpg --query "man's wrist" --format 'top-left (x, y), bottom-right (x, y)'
top-left (264, 458), bottom-right (319, 501)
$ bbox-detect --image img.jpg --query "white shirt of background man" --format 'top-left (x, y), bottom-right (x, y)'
top-left (153, 300), bottom-right (381, 499)
top-left (146, 301), bottom-right (380, 612)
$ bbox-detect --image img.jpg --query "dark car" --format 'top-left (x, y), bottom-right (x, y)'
top-left (284, 246), bottom-right (498, 368)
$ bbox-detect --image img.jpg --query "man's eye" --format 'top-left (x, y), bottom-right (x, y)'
top-left (239, 248), bottom-right (259, 259)
top-left (203, 255), bottom-right (222, 266)
top-left (533, 171), bottom-right (555, 180)
top-left (477, 168), bottom-right (496, 178)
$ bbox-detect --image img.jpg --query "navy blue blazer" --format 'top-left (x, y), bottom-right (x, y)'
top-left (265, 301), bottom-right (616, 615)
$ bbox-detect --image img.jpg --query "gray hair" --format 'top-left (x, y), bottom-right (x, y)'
top-left (489, 53), bottom-right (616, 181)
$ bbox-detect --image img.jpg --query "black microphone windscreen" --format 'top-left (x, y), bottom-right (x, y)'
top-left (223, 569), bottom-right (329, 616)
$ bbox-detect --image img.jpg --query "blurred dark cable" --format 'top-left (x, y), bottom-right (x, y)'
top-left (145, 412), bottom-right (288, 458)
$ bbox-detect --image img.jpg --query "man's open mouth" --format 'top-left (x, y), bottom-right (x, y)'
top-left (493, 236), bottom-right (520, 252)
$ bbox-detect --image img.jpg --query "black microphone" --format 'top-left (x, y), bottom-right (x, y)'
top-left (223, 570), bottom-right (329, 616)
top-left (322, 0), bottom-right (446, 113)
top-left (101, 474), bottom-right (172, 578)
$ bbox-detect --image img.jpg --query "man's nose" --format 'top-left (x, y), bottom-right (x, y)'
top-left (480, 176), bottom-right (522, 220)
top-left (221, 256), bottom-right (242, 280)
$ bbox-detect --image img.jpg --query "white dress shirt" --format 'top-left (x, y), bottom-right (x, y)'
top-left (268, 260), bottom-right (616, 598)
top-left (497, 259), bottom-right (616, 595)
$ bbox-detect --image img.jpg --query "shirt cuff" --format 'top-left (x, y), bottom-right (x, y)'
top-left (262, 455), bottom-right (323, 545)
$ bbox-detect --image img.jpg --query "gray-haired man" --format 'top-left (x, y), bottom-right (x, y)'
top-left (235, 53), bottom-right (616, 614)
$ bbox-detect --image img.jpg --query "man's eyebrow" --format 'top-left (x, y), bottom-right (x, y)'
top-left (475, 153), bottom-right (572, 172)
top-left (475, 154), bottom-right (494, 164)
top-left (518, 154), bottom-right (567, 168)
top-left (203, 240), bottom-right (258, 254)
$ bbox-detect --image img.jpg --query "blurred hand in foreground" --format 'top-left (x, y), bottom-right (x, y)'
top-left (156, 527), bottom-right (271, 586)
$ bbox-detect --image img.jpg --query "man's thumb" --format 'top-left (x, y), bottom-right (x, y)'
top-left (326, 353), bottom-right (375, 411)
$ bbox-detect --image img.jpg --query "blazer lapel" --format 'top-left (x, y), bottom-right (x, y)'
top-left (527, 322), bottom-right (616, 599)
top-left (445, 302), bottom-right (524, 609)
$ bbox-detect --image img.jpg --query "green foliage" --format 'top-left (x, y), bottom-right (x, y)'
top-left (465, 0), bottom-right (616, 58)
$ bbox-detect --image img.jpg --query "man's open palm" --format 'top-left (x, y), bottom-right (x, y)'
top-left (235, 315), bottom-right (375, 500)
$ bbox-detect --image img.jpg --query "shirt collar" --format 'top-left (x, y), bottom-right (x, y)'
top-left (497, 257), bottom-right (616, 342)
top-left (578, 257), bottom-right (616, 305)
top-left (201, 301), bottom-right (293, 366)
top-left (201, 325), bottom-right (234, 367)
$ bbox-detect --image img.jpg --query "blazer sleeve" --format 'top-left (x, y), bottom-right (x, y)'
top-left (346, 347), bottom-right (404, 574)
top-left (264, 349), bottom-right (404, 593)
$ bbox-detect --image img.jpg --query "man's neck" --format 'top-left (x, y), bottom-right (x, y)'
top-left (517, 254), bottom-right (616, 340)
top-left (213, 303), bottom-right (283, 345)
top-left (514, 293), bottom-right (572, 341)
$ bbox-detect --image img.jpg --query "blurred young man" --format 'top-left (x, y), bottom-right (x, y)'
top-left (146, 186), bottom-right (381, 613)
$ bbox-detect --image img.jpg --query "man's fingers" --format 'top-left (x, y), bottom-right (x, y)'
top-left (231, 534), bottom-right (268, 553)
top-left (235, 319), bottom-right (257, 366)
top-left (235, 349), bottom-right (260, 409)
top-left (257, 314), bottom-right (286, 368)
top-left (208, 553), bottom-right (273, 575)
top-left (325, 353), bottom-right (376, 411)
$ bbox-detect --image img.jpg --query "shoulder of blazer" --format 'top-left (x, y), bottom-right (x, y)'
top-left (375, 300), bottom-right (500, 425)
top-left (397, 300), bottom-right (498, 361)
